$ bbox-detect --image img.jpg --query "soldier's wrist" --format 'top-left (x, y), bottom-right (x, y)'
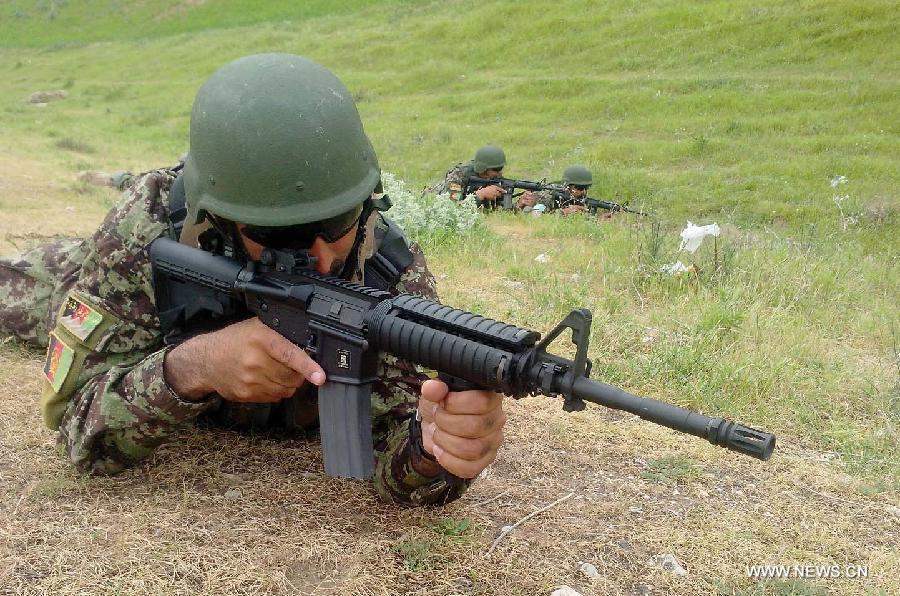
top-left (164, 338), bottom-right (214, 401)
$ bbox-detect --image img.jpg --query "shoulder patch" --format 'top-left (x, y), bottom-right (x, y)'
top-left (44, 332), bottom-right (75, 392)
top-left (59, 294), bottom-right (104, 341)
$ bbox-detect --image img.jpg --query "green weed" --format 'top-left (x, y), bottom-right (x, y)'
top-left (393, 540), bottom-right (435, 571)
top-left (641, 455), bottom-right (700, 484)
top-left (431, 517), bottom-right (472, 537)
top-left (55, 137), bottom-right (94, 153)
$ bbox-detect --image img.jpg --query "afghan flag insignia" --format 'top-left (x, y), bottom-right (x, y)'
top-left (44, 332), bottom-right (75, 392)
top-left (59, 295), bottom-right (104, 341)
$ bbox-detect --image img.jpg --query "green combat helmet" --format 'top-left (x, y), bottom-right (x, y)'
top-left (183, 53), bottom-right (380, 226)
top-left (563, 165), bottom-right (593, 187)
top-left (473, 145), bottom-right (506, 174)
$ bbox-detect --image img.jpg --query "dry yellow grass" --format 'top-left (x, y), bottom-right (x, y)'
top-left (1, 157), bottom-right (897, 596)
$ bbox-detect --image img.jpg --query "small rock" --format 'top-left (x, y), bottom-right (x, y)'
top-left (453, 577), bottom-right (473, 588)
top-left (569, 273), bottom-right (580, 283)
top-left (648, 553), bottom-right (687, 576)
top-left (577, 561), bottom-right (599, 578)
top-left (223, 488), bottom-right (242, 500)
top-left (500, 525), bottom-right (514, 533)
top-left (613, 539), bottom-right (633, 551)
top-left (631, 584), bottom-right (654, 596)
top-left (28, 90), bottom-right (67, 104)
top-left (628, 505), bottom-right (643, 514)
top-left (550, 586), bottom-right (582, 596)
top-left (534, 253), bottom-right (550, 263)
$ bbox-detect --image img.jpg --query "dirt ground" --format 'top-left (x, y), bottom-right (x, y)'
top-left (0, 155), bottom-right (897, 595)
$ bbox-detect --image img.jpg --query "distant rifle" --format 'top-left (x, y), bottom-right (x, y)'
top-left (557, 191), bottom-right (649, 216)
top-left (150, 237), bottom-right (775, 479)
top-left (465, 175), bottom-right (556, 210)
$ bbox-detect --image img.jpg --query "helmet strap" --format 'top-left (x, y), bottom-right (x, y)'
top-left (339, 198), bottom-right (376, 281)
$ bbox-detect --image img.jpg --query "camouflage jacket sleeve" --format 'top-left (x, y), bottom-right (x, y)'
top-left (425, 164), bottom-right (468, 201)
top-left (49, 171), bottom-right (219, 474)
top-left (370, 241), bottom-right (471, 506)
top-left (521, 189), bottom-right (561, 213)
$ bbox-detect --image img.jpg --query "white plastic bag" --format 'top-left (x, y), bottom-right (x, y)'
top-left (679, 221), bottom-right (720, 253)
top-left (661, 261), bottom-right (691, 274)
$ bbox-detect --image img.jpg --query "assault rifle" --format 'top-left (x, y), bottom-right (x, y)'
top-left (581, 196), bottom-right (648, 216)
top-left (556, 191), bottom-right (649, 216)
top-left (150, 237), bottom-right (775, 479)
top-left (465, 175), bottom-right (555, 210)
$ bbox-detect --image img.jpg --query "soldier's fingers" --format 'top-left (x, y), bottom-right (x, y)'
top-left (442, 389), bottom-right (502, 415)
top-left (224, 383), bottom-right (291, 403)
top-left (263, 373), bottom-right (304, 397)
top-left (430, 441), bottom-right (496, 479)
top-left (260, 360), bottom-right (307, 388)
top-left (263, 330), bottom-right (325, 385)
top-left (430, 423), bottom-right (502, 462)
top-left (433, 409), bottom-right (506, 439)
top-left (420, 379), bottom-right (449, 407)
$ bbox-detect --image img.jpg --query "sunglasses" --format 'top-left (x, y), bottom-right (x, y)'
top-left (242, 203), bottom-right (364, 250)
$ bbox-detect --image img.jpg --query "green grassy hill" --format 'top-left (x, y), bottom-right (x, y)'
top-left (1, 0), bottom-right (897, 231)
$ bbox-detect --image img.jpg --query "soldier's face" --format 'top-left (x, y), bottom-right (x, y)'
top-left (568, 185), bottom-right (588, 198)
top-left (237, 224), bottom-right (357, 276)
top-left (482, 167), bottom-right (503, 179)
top-left (307, 225), bottom-right (357, 276)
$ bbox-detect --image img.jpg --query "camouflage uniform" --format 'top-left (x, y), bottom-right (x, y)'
top-left (520, 183), bottom-right (587, 214)
top-left (425, 161), bottom-right (477, 202)
top-left (0, 169), bottom-right (468, 506)
top-left (521, 186), bottom-right (563, 213)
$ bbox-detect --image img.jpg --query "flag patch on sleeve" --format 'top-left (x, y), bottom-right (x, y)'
top-left (59, 294), bottom-right (104, 341)
top-left (44, 332), bottom-right (75, 392)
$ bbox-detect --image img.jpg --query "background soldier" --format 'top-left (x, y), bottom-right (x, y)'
top-left (0, 54), bottom-right (506, 507)
top-left (427, 144), bottom-right (507, 207)
top-left (518, 164), bottom-right (599, 216)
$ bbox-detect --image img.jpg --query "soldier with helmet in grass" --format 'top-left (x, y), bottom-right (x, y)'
top-left (0, 54), bottom-right (507, 507)
top-left (517, 164), bottom-right (605, 216)
top-left (427, 144), bottom-right (509, 208)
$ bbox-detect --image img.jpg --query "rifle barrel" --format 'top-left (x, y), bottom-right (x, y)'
top-left (572, 376), bottom-right (775, 460)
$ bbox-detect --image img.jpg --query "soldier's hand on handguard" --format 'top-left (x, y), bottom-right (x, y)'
top-left (516, 191), bottom-right (537, 209)
top-left (417, 379), bottom-right (506, 479)
top-left (165, 318), bottom-right (326, 403)
top-left (474, 185), bottom-right (504, 203)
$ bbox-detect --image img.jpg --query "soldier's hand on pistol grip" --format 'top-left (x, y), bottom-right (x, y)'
top-left (474, 185), bottom-right (504, 202)
top-left (165, 318), bottom-right (326, 403)
top-left (416, 379), bottom-right (506, 479)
